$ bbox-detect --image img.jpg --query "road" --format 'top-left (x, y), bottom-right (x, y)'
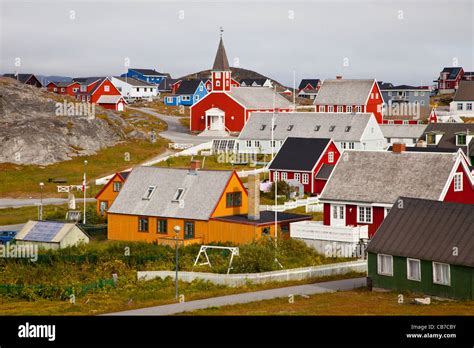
top-left (107, 277), bottom-right (366, 316)
top-left (0, 197), bottom-right (95, 209)
top-left (0, 223), bottom-right (25, 232)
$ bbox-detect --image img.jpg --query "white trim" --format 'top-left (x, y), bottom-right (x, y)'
top-left (438, 151), bottom-right (473, 201)
top-left (357, 206), bottom-right (373, 224)
top-left (407, 258), bottom-right (421, 282)
top-left (432, 262), bottom-right (451, 286)
top-left (453, 172), bottom-right (463, 192)
top-left (377, 254), bottom-right (393, 276)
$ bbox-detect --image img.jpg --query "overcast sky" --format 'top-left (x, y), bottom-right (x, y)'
top-left (0, 0), bottom-right (473, 86)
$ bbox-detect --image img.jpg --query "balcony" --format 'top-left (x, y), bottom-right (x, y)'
top-left (290, 221), bottom-right (368, 243)
top-left (157, 237), bottom-right (202, 247)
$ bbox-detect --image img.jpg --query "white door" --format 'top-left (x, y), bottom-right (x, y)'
top-left (210, 115), bottom-right (224, 130)
top-left (117, 102), bottom-right (124, 112)
top-left (331, 205), bottom-right (345, 227)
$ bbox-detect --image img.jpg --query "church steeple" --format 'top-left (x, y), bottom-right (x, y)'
top-left (211, 27), bottom-right (231, 92)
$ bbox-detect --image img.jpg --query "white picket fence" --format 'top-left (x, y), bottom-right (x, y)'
top-left (260, 196), bottom-right (322, 212)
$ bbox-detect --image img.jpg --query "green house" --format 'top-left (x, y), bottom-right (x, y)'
top-left (367, 197), bottom-right (474, 300)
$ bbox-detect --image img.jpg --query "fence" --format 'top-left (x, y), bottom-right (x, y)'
top-left (260, 196), bottom-right (322, 212)
top-left (137, 260), bottom-right (367, 287)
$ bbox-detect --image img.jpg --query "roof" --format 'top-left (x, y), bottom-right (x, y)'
top-left (15, 221), bottom-right (80, 243)
top-left (380, 124), bottom-right (428, 139)
top-left (320, 151), bottom-right (459, 204)
top-left (240, 79), bottom-right (268, 86)
top-left (440, 67), bottom-right (463, 80)
top-left (239, 112), bottom-right (374, 142)
top-left (298, 79), bottom-right (320, 90)
top-left (314, 79), bottom-right (375, 105)
top-left (269, 137), bottom-right (331, 172)
top-left (211, 211), bottom-right (311, 226)
top-left (383, 106), bottom-right (432, 121)
top-left (380, 84), bottom-right (430, 91)
top-left (175, 80), bottom-right (202, 95)
top-left (315, 164), bottom-right (335, 180)
top-left (386, 146), bottom-right (456, 154)
top-left (108, 167), bottom-right (235, 220)
top-left (49, 81), bottom-right (74, 88)
top-left (96, 95), bottom-right (123, 104)
top-left (113, 77), bottom-right (155, 87)
top-left (3, 73), bottom-right (35, 84)
top-left (422, 123), bottom-right (474, 157)
top-left (73, 77), bottom-right (102, 85)
top-left (212, 37), bottom-right (230, 71)
top-left (453, 80), bottom-right (474, 101)
top-left (367, 197), bottom-right (474, 267)
top-left (228, 87), bottom-right (292, 109)
top-left (158, 78), bottom-right (179, 91)
top-left (130, 68), bottom-right (169, 77)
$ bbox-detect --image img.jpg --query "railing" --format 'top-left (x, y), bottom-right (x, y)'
top-left (157, 237), bottom-right (202, 247)
top-left (290, 221), bottom-right (368, 243)
top-left (260, 196), bottom-right (321, 212)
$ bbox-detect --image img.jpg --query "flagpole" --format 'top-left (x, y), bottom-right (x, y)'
top-left (83, 160), bottom-right (88, 224)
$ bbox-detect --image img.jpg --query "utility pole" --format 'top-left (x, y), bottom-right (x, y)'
top-left (39, 182), bottom-right (44, 220)
top-left (173, 225), bottom-right (181, 299)
top-left (83, 160), bottom-right (88, 224)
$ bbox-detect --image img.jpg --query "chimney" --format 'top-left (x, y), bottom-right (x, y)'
top-left (336, 75), bottom-right (342, 80)
top-left (247, 173), bottom-right (260, 221)
top-left (392, 143), bottom-right (406, 153)
top-left (190, 160), bottom-right (201, 172)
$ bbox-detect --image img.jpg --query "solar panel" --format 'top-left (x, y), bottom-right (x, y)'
top-left (23, 221), bottom-right (64, 242)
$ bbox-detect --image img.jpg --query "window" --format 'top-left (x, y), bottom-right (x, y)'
top-left (357, 206), bottom-right (373, 223)
top-left (333, 205), bottom-right (344, 220)
top-left (341, 142), bottom-right (346, 149)
top-left (348, 142), bottom-right (355, 149)
top-left (420, 92), bottom-right (425, 96)
top-left (377, 254), bottom-right (393, 276)
top-left (433, 262), bottom-right (450, 286)
top-left (246, 140), bottom-right (252, 147)
top-left (356, 106), bottom-right (362, 112)
top-left (388, 120), bottom-right (394, 125)
top-left (271, 140), bottom-right (276, 148)
top-left (143, 186), bottom-right (156, 200)
top-left (453, 173), bottom-right (463, 192)
top-left (274, 171), bottom-right (279, 181)
top-left (314, 125), bottom-right (321, 131)
top-left (302, 173), bottom-right (309, 184)
top-left (99, 201), bottom-right (108, 213)
top-left (104, 85), bottom-right (110, 92)
top-left (376, 93), bottom-right (379, 99)
top-left (61, 88), bottom-right (65, 92)
top-left (457, 103), bottom-right (463, 111)
top-left (414, 91), bottom-right (419, 96)
top-left (260, 125), bottom-right (266, 131)
top-left (319, 105), bottom-right (325, 112)
top-left (273, 124), bottom-right (277, 130)
top-left (426, 133), bottom-right (436, 145)
top-left (184, 221), bottom-right (195, 239)
top-left (280, 224), bottom-right (289, 234)
top-left (287, 125), bottom-right (294, 131)
top-left (403, 120), bottom-right (409, 125)
top-left (173, 188), bottom-right (186, 202)
top-left (254, 140), bottom-right (260, 147)
top-left (294, 173), bottom-right (301, 181)
top-left (216, 81), bottom-right (221, 87)
top-left (337, 106), bottom-right (343, 112)
top-left (347, 106), bottom-right (352, 113)
top-left (144, 88), bottom-right (147, 92)
top-left (329, 126), bottom-right (335, 132)
top-left (136, 88), bottom-right (140, 92)
top-left (73, 88), bottom-right (78, 93)
top-left (80, 85), bottom-right (87, 92)
top-left (328, 106), bottom-right (334, 113)
top-left (388, 91), bottom-right (392, 96)
top-left (53, 87), bottom-right (58, 92)
top-left (281, 172), bottom-right (288, 181)
top-left (157, 219), bottom-right (167, 234)
top-left (261, 227), bottom-right (271, 237)
top-left (345, 126), bottom-right (351, 132)
top-left (467, 103), bottom-right (472, 111)
top-left (421, 100), bottom-right (425, 106)
top-left (407, 258), bottom-right (421, 281)
top-left (138, 217), bottom-right (149, 232)
top-left (113, 181), bottom-right (122, 192)
top-left (328, 152), bottom-right (334, 163)
top-left (456, 134), bottom-right (467, 146)
top-left (226, 192), bottom-right (242, 207)
top-left (215, 72), bottom-right (221, 78)
top-left (167, 97), bottom-right (173, 103)
top-left (371, 93), bottom-right (374, 99)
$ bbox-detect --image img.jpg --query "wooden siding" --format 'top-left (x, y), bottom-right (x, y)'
top-left (211, 172), bottom-right (248, 218)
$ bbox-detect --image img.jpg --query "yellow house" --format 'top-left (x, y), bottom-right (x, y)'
top-left (106, 162), bottom-right (310, 245)
top-left (95, 171), bottom-right (129, 216)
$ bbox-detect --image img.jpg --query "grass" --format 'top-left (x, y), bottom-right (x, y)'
top-left (185, 287), bottom-right (474, 316)
top-left (134, 97), bottom-right (190, 117)
top-left (179, 117), bottom-right (190, 129)
top-left (285, 206), bottom-right (323, 221)
top-left (119, 108), bottom-right (167, 133)
top-left (0, 138), bottom-right (169, 198)
top-left (155, 154), bottom-right (266, 171)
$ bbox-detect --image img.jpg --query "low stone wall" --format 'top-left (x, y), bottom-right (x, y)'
top-left (137, 260), bottom-right (367, 287)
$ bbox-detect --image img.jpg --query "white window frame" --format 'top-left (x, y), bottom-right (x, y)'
top-left (172, 188), bottom-right (186, 202)
top-left (348, 142), bottom-right (355, 149)
top-left (377, 254), bottom-right (393, 276)
top-left (456, 134), bottom-right (467, 146)
top-left (104, 85), bottom-right (110, 92)
top-left (337, 105), bottom-right (343, 113)
top-left (294, 173), bottom-right (301, 182)
top-left (433, 262), bottom-right (451, 286)
top-left (143, 185), bottom-right (156, 200)
top-left (319, 105), bottom-right (325, 112)
top-left (347, 106), bottom-right (352, 113)
top-left (274, 171), bottom-right (279, 181)
top-left (328, 151), bottom-right (334, 163)
top-left (357, 206), bottom-right (373, 223)
top-left (453, 172), bottom-right (463, 192)
top-left (356, 105), bottom-right (362, 112)
top-left (328, 106), bottom-right (334, 113)
top-left (466, 103), bottom-right (472, 111)
top-left (246, 140), bottom-right (252, 147)
top-left (281, 172), bottom-right (288, 181)
top-left (407, 258), bottom-right (421, 282)
top-left (457, 103), bottom-right (463, 111)
top-left (302, 173), bottom-right (309, 184)
top-left (254, 140), bottom-right (260, 147)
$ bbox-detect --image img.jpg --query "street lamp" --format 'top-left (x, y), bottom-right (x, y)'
top-left (173, 225), bottom-right (181, 300)
top-left (83, 160), bottom-right (88, 224)
top-left (39, 182), bottom-right (44, 221)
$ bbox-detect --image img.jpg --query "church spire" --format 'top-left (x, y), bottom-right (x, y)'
top-left (212, 27), bottom-right (230, 71)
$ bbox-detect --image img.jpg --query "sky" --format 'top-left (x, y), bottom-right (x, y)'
top-left (0, 0), bottom-right (473, 86)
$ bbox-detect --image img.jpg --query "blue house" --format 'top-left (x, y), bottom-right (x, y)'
top-left (121, 68), bottom-right (170, 86)
top-left (164, 80), bottom-right (208, 106)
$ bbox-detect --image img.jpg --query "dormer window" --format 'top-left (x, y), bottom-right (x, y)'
top-left (143, 186), bottom-right (156, 200)
top-left (329, 126), bottom-right (335, 132)
top-left (273, 124), bottom-right (277, 130)
top-left (456, 133), bottom-right (467, 146)
top-left (287, 125), bottom-right (294, 131)
top-left (345, 126), bottom-right (351, 132)
top-left (173, 188), bottom-right (186, 202)
top-left (426, 133), bottom-right (436, 145)
top-left (260, 125), bottom-right (266, 131)
top-left (314, 125), bottom-right (321, 131)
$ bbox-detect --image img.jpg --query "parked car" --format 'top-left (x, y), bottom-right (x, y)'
top-left (0, 231), bottom-right (17, 244)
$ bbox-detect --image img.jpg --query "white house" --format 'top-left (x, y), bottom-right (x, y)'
top-left (236, 112), bottom-right (386, 155)
top-left (380, 124), bottom-right (428, 147)
top-left (111, 77), bottom-right (159, 102)
top-left (449, 81), bottom-right (474, 118)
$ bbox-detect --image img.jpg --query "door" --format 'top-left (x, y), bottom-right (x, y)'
top-left (331, 205), bottom-right (345, 227)
top-left (210, 115), bottom-right (224, 130)
top-left (184, 221), bottom-right (195, 240)
top-left (117, 102), bottom-right (124, 111)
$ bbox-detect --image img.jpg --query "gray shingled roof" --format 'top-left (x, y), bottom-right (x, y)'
top-left (453, 80), bottom-right (474, 101)
top-left (212, 37), bottom-right (230, 71)
top-left (422, 123), bottom-right (474, 157)
top-left (108, 167), bottom-right (234, 220)
top-left (367, 197), bottom-right (474, 267)
top-left (314, 79), bottom-right (375, 105)
top-left (380, 124), bottom-right (428, 139)
top-left (239, 112), bottom-right (373, 141)
top-left (113, 77), bottom-right (155, 87)
top-left (228, 87), bottom-right (292, 109)
top-left (320, 151), bottom-right (457, 204)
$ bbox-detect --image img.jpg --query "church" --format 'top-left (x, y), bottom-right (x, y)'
top-left (190, 33), bottom-right (293, 135)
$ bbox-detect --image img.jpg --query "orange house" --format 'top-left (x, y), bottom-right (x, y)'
top-left (106, 163), bottom-right (310, 246)
top-left (95, 171), bottom-right (130, 216)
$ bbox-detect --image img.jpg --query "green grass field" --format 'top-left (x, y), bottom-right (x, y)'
top-left (155, 154), bottom-right (267, 172)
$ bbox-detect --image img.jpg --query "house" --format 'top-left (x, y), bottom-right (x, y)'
top-left (190, 35), bottom-right (292, 135)
top-left (419, 123), bottom-right (474, 162)
top-left (319, 145), bottom-right (474, 238)
top-left (367, 197), bottom-right (474, 300)
top-left (239, 78), bottom-right (273, 88)
top-left (383, 106), bottom-right (434, 125)
top-left (95, 171), bottom-right (130, 216)
top-left (110, 77), bottom-right (158, 101)
top-left (46, 80), bottom-right (80, 96)
top-left (464, 71), bottom-right (474, 81)
top-left (298, 79), bottom-right (321, 99)
top-left (380, 124), bottom-right (428, 147)
top-left (268, 137), bottom-right (340, 195)
top-left (237, 112), bottom-right (385, 154)
top-left (434, 67), bottom-right (464, 94)
top-left (158, 78), bottom-right (179, 93)
top-left (106, 164), bottom-right (310, 245)
top-left (14, 220), bottom-right (90, 250)
top-left (313, 77), bottom-right (384, 123)
top-left (74, 77), bottom-right (126, 111)
top-left (164, 80), bottom-right (208, 106)
top-left (121, 68), bottom-right (171, 86)
top-left (3, 73), bottom-right (42, 87)
top-left (379, 83), bottom-right (430, 108)
top-left (449, 81), bottom-right (474, 118)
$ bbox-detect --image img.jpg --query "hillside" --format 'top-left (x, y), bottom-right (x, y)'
top-left (0, 78), bottom-right (148, 165)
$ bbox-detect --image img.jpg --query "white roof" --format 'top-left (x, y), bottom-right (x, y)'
top-left (97, 95), bottom-right (123, 104)
top-left (228, 87), bottom-right (292, 109)
top-left (380, 124), bottom-right (428, 139)
top-left (314, 79), bottom-right (375, 105)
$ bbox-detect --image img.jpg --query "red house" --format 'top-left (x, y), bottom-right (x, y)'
top-left (190, 35), bottom-right (292, 134)
top-left (314, 77), bottom-right (384, 124)
top-left (75, 78), bottom-right (125, 111)
top-left (47, 81), bottom-right (81, 96)
top-left (319, 144), bottom-right (474, 238)
top-left (434, 67), bottom-right (464, 94)
top-left (268, 137), bottom-right (340, 195)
